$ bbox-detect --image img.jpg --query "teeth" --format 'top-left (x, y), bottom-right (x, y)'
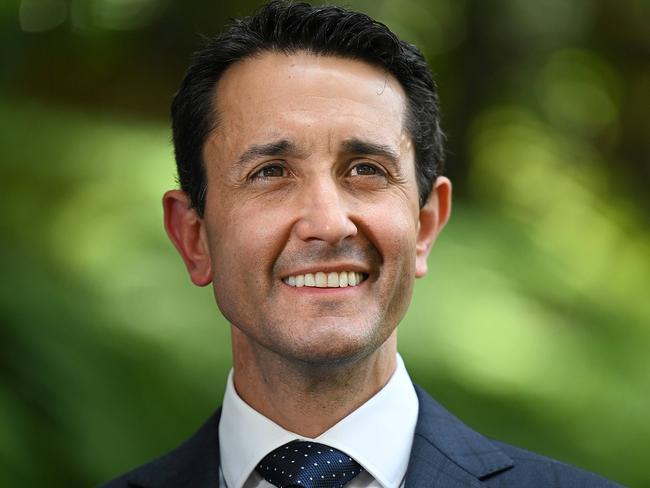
top-left (304, 273), bottom-right (315, 286)
top-left (315, 272), bottom-right (327, 288)
top-left (327, 272), bottom-right (338, 287)
top-left (283, 271), bottom-right (366, 288)
top-left (339, 272), bottom-right (348, 287)
top-left (348, 272), bottom-right (357, 286)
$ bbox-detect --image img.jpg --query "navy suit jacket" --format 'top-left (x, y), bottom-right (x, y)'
top-left (101, 385), bottom-right (622, 487)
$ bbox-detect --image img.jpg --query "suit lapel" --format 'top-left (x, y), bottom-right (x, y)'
top-left (124, 386), bottom-right (514, 488)
top-left (127, 409), bottom-right (222, 488)
top-left (405, 385), bottom-right (514, 487)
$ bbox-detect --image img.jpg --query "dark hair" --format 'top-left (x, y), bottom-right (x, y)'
top-left (171, 0), bottom-right (445, 215)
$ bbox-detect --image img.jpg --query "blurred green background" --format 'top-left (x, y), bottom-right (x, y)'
top-left (1, 0), bottom-right (649, 486)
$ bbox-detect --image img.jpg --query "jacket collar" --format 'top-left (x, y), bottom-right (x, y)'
top-left (125, 384), bottom-right (514, 487)
top-left (404, 385), bottom-right (514, 487)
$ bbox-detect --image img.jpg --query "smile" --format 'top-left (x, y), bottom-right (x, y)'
top-left (282, 271), bottom-right (368, 288)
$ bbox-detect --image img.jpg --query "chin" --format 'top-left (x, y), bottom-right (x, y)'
top-left (275, 319), bottom-right (394, 367)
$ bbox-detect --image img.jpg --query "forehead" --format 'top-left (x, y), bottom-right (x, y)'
top-left (208, 51), bottom-right (409, 155)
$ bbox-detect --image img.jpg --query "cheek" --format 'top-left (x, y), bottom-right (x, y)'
top-left (363, 197), bottom-right (419, 320)
top-left (207, 208), bottom-right (281, 326)
top-left (379, 216), bottom-right (418, 320)
top-left (362, 197), bottom-right (419, 266)
top-left (210, 203), bottom-right (289, 278)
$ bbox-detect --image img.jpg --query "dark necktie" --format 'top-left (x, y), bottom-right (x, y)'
top-left (256, 440), bottom-right (364, 488)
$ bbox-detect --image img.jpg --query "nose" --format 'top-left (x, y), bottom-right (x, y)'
top-left (293, 178), bottom-right (357, 244)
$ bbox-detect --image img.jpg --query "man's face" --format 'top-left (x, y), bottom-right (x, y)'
top-left (197, 51), bottom-right (439, 365)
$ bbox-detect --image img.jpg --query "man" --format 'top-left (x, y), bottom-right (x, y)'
top-left (102, 2), bottom-right (621, 487)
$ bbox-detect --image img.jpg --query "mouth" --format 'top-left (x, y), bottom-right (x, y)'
top-left (282, 271), bottom-right (369, 288)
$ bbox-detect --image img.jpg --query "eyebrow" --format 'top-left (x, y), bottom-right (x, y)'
top-left (341, 138), bottom-right (401, 166)
top-left (233, 137), bottom-right (403, 171)
top-left (235, 139), bottom-right (305, 166)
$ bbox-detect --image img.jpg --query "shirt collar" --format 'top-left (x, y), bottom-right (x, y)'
top-left (219, 354), bottom-right (419, 488)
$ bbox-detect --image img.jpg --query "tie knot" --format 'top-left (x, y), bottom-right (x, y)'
top-left (256, 440), bottom-right (363, 488)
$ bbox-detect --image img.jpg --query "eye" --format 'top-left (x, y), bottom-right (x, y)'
top-left (251, 163), bottom-right (287, 180)
top-left (349, 162), bottom-right (385, 177)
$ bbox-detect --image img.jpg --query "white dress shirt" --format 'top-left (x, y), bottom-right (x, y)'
top-left (218, 354), bottom-right (419, 488)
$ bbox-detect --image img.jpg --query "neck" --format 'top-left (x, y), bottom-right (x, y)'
top-left (231, 328), bottom-right (397, 438)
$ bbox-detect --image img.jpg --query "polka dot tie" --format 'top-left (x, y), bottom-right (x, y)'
top-left (255, 440), bottom-right (364, 488)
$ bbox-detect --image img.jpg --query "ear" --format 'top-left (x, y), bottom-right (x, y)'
top-left (162, 190), bottom-right (212, 286)
top-left (415, 176), bottom-right (452, 278)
